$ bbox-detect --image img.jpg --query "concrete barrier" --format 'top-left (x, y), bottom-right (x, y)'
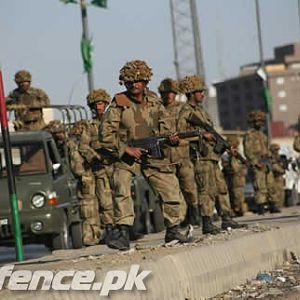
top-left (2, 223), bottom-right (300, 299)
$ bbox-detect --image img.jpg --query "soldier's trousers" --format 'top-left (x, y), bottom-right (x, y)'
top-left (79, 172), bottom-right (101, 245)
top-left (94, 166), bottom-right (114, 227)
top-left (273, 176), bottom-right (285, 207)
top-left (193, 160), bottom-right (231, 217)
top-left (176, 159), bottom-right (198, 208)
top-left (252, 168), bottom-right (275, 204)
top-left (113, 163), bottom-right (183, 227)
top-left (231, 186), bottom-right (247, 214)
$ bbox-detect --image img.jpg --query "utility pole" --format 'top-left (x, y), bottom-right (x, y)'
top-left (0, 70), bottom-right (24, 261)
top-left (255, 0), bottom-right (272, 141)
top-left (80, 0), bottom-right (94, 93)
top-left (169, 0), bottom-right (205, 79)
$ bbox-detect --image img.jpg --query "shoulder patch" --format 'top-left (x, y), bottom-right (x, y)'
top-left (115, 93), bottom-right (132, 108)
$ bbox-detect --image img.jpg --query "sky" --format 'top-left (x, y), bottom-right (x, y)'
top-left (0, 0), bottom-right (299, 107)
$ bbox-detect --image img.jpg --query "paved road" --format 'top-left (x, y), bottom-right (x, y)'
top-left (1, 206), bottom-right (300, 266)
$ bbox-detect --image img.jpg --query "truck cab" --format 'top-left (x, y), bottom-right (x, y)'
top-left (0, 131), bottom-right (82, 250)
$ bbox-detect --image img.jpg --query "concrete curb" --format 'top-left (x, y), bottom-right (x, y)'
top-left (3, 223), bottom-right (300, 299)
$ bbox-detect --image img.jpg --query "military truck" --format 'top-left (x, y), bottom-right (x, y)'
top-left (0, 130), bottom-right (82, 250)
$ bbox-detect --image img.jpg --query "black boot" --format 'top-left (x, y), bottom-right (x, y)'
top-left (257, 203), bottom-right (265, 215)
top-left (107, 225), bottom-right (130, 251)
top-left (221, 215), bottom-right (246, 230)
top-left (99, 224), bottom-right (114, 245)
top-left (190, 205), bottom-right (201, 226)
top-left (202, 216), bottom-right (221, 235)
top-left (165, 225), bottom-right (192, 243)
top-left (269, 202), bottom-right (281, 213)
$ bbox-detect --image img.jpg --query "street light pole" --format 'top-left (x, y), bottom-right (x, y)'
top-left (255, 0), bottom-right (272, 141)
top-left (80, 0), bottom-right (94, 93)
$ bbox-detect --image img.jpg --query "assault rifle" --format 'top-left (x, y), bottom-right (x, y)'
top-left (123, 129), bottom-right (202, 165)
top-left (188, 114), bottom-right (249, 166)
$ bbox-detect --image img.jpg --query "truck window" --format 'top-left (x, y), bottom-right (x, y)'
top-left (0, 143), bottom-right (47, 177)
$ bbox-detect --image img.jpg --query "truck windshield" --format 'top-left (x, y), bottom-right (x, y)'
top-left (0, 143), bottom-right (47, 177)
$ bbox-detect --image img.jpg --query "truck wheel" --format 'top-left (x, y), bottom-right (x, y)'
top-left (51, 214), bottom-right (70, 250)
top-left (70, 222), bottom-right (83, 249)
top-left (152, 201), bottom-right (165, 233)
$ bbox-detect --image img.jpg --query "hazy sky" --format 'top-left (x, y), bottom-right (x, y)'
top-left (0, 0), bottom-right (299, 106)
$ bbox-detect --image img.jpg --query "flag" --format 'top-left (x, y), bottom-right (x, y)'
top-left (91, 0), bottom-right (107, 8)
top-left (263, 86), bottom-right (272, 113)
top-left (60, 0), bottom-right (78, 4)
top-left (81, 38), bottom-right (93, 73)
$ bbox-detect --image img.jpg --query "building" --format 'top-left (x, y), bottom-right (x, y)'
top-left (215, 43), bottom-right (300, 136)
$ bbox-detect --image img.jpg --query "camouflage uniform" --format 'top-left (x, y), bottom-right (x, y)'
top-left (178, 75), bottom-right (242, 233)
top-left (70, 120), bottom-right (102, 246)
top-left (270, 143), bottom-right (285, 208)
top-left (158, 78), bottom-right (198, 222)
top-left (79, 90), bottom-right (114, 231)
top-left (100, 60), bottom-right (188, 250)
top-left (6, 70), bottom-right (50, 130)
top-left (223, 136), bottom-right (248, 216)
top-left (243, 111), bottom-right (278, 213)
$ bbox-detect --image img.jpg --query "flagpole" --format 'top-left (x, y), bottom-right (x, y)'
top-left (80, 0), bottom-right (94, 93)
top-left (255, 0), bottom-right (272, 142)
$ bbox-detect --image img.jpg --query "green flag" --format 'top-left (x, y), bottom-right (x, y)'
top-left (81, 38), bottom-right (93, 73)
top-left (263, 86), bottom-right (273, 113)
top-left (60, 0), bottom-right (78, 4)
top-left (91, 0), bottom-right (107, 8)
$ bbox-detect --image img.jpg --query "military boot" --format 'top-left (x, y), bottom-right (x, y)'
top-left (107, 225), bottom-right (130, 251)
top-left (221, 214), bottom-right (246, 230)
top-left (269, 202), bottom-right (281, 214)
top-left (202, 216), bottom-right (221, 235)
top-left (104, 224), bottom-right (114, 244)
top-left (165, 225), bottom-right (192, 243)
top-left (257, 203), bottom-right (266, 215)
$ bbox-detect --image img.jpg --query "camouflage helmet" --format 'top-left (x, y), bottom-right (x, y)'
top-left (248, 110), bottom-right (266, 122)
top-left (86, 89), bottom-right (111, 106)
top-left (227, 135), bottom-right (240, 148)
top-left (179, 75), bottom-right (206, 94)
top-left (45, 120), bottom-right (65, 133)
top-left (70, 120), bottom-right (89, 136)
top-left (15, 70), bottom-right (32, 83)
top-left (270, 143), bottom-right (280, 152)
top-left (119, 60), bottom-right (153, 84)
top-left (158, 78), bottom-right (179, 94)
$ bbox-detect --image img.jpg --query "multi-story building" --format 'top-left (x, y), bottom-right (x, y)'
top-left (215, 43), bottom-right (300, 136)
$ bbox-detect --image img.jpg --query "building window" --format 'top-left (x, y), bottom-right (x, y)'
top-left (279, 104), bottom-right (288, 112)
top-left (277, 90), bottom-right (286, 98)
top-left (276, 77), bottom-right (285, 85)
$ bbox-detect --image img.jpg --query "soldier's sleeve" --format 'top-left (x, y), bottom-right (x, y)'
top-left (5, 91), bottom-right (16, 105)
top-left (99, 100), bottom-right (126, 159)
top-left (78, 127), bottom-right (99, 163)
top-left (272, 161), bottom-right (285, 175)
top-left (243, 132), bottom-right (258, 165)
top-left (293, 135), bottom-right (300, 153)
top-left (157, 103), bottom-right (173, 135)
top-left (37, 89), bottom-right (50, 106)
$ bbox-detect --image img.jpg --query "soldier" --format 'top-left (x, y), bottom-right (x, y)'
top-left (243, 111), bottom-right (280, 214)
top-left (158, 78), bottom-right (199, 225)
top-left (6, 70), bottom-right (50, 131)
top-left (79, 89), bottom-right (114, 244)
top-left (223, 136), bottom-right (248, 216)
top-left (100, 60), bottom-right (190, 250)
top-left (177, 75), bottom-right (243, 234)
top-left (270, 143), bottom-right (285, 208)
top-left (71, 120), bottom-right (102, 246)
top-left (44, 120), bottom-right (68, 159)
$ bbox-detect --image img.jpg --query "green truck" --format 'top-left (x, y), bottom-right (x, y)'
top-left (0, 130), bottom-right (82, 250)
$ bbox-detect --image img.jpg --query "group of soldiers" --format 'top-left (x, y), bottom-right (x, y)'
top-left (5, 62), bottom-right (300, 251)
